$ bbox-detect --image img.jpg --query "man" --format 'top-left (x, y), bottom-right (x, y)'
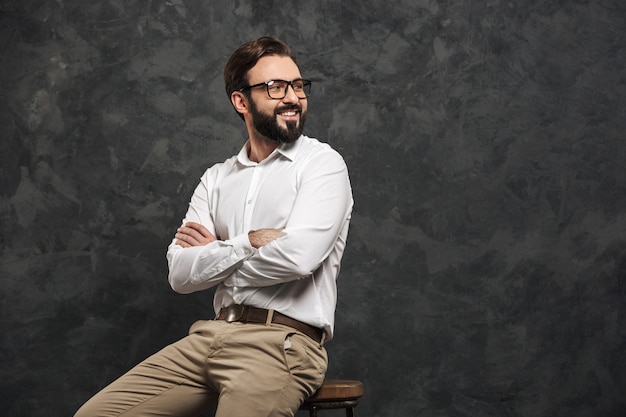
top-left (75, 36), bottom-right (353, 417)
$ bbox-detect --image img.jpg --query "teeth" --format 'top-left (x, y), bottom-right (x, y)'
top-left (281, 111), bottom-right (297, 116)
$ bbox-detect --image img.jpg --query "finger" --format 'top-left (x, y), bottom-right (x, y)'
top-left (185, 222), bottom-right (215, 240)
top-left (176, 232), bottom-right (196, 245)
top-left (178, 226), bottom-right (204, 243)
top-left (175, 238), bottom-right (191, 248)
top-left (176, 227), bottom-right (215, 247)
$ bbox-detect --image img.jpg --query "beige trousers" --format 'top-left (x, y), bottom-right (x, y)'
top-left (74, 319), bottom-right (328, 417)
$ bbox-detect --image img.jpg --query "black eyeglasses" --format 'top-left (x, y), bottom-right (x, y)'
top-left (239, 79), bottom-right (312, 99)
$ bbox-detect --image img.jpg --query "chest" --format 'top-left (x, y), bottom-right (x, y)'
top-left (212, 161), bottom-right (300, 234)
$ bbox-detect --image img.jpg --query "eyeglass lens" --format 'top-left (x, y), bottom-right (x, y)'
top-left (267, 80), bottom-right (310, 99)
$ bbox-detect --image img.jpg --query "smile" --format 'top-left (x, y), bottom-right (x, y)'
top-left (276, 105), bottom-right (301, 119)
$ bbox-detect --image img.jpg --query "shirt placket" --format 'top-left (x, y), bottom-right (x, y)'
top-left (243, 164), bottom-right (264, 230)
top-left (232, 164), bottom-right (264, 304)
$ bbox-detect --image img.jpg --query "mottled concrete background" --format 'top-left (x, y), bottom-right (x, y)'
top-left (1, 0), bottom-right (625, 416)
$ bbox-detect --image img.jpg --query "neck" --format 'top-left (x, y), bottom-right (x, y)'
top-left (247, 135), bottom-right (280, 163)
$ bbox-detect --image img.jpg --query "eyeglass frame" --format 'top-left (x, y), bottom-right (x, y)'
top-left (238, 79), bottom-right (312, 100)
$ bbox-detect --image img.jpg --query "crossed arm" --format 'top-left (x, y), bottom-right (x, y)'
top-left (175, 222), bottom-right (282, 249)
top-left (169, 148), bottom-right (352, 293)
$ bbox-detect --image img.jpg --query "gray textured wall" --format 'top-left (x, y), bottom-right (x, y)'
top-left (1, 1), bottom-right (625, 416)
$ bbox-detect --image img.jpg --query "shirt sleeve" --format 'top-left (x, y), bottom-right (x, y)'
top-left (226, 149), bottom-right (353, 288)
top-left (166, 168), bottom-right (254, 294)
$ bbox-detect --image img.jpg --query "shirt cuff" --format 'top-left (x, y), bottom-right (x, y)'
top-left (230, 232), bottom-right (254, 257)
top-left (221, 232), bottom-right (255, 287)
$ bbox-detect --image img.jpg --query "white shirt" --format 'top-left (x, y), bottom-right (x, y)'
top-left (167, 135), bottom-right (353, 340)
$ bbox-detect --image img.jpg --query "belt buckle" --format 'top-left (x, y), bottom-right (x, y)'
top-left (224, 304), bottom-right (245, 322)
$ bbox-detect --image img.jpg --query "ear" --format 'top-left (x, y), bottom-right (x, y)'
top-left (231, 91), bottom-right (249, 116)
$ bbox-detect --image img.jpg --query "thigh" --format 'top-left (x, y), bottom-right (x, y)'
top-left (74, 332), bottom-right (218, 417)
top-left (211, 323), bottom-right (328, 417)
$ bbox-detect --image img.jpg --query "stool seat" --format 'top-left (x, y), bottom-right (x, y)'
top-left (300, 379), bottom-right (364, 417)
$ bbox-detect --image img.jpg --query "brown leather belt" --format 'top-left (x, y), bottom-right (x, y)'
top-left (216, 304), bottom-right (324, 344)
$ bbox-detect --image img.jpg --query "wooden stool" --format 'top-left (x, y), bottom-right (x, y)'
top-left (300, 379), bottom-right (364, 417)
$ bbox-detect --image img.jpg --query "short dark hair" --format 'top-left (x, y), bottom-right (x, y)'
top-left (224, 36), bottom-right (297, 99)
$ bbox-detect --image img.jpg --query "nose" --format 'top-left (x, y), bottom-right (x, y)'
top-left (282, 84), bottom-right (300, 103)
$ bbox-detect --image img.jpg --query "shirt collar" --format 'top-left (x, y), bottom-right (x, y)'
top-left (275, 135), bottom-right (304, 161)
top-left (237, 135), bottom-right (304, 166)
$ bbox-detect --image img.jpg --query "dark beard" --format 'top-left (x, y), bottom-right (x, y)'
top-left (249, 99), bottom-right (306, 144)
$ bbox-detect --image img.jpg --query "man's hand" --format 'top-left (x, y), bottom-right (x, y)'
top-left (248, 228), bottom-right (284, 248)
top-left (175, 222), bottom-right (217, 248)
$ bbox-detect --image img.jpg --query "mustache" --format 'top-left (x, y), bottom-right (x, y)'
top-left (274, 104), bottom-right (302, 115)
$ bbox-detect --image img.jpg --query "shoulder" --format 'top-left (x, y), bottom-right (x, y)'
top-left (199, 153), bottom-right (239, 182)
top-left (291, 135), bottom-right (349, 176)
top-left (297, 135), bottom-right (334, 152)
top-left (295, 135), bottom-right (346, 163)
